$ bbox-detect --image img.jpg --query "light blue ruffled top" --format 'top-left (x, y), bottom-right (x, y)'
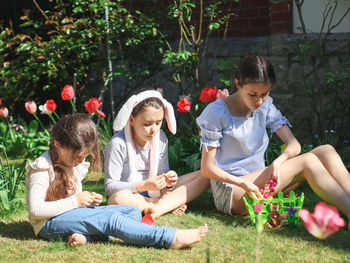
top-left (196, 96), bottom-right (291, 177)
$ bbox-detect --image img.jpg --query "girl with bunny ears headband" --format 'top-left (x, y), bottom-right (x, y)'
top-left (104, 90), bottom-right (210, 219)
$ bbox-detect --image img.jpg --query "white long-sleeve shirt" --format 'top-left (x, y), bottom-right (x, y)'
top-left (25, 151), bottom-right (90, 235)
top-left (104, 129), bottom-right (169, 197)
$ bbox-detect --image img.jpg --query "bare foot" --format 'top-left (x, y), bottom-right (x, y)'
top-left (67, 233), bottom-right (87, 248)
top-left (171, 204), bottom-right (187, 216)
top-left (170, 224), bottom-right (208, 249)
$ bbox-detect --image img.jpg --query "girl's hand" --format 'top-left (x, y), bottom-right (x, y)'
top-left (239, 179), bottom-right (260, 197)
top-left (76, 191), bottom-right (95, 207)
top-left (144, 174), bottom-right (166, 191)
top-left (91, 192), bottom-right (103, 206)
top-left (268, 161), bottom-right (281, 188)
top-left (164, 170), bottom-right (178, 188)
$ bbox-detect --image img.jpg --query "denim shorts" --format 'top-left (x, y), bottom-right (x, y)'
top-left (139, 191), bottom-right (150, 198)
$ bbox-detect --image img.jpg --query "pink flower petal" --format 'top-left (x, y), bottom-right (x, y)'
top-left (299, 202), bottom-right (345, 239)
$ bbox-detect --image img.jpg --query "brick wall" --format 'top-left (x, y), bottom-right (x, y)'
top-left (134, 0), bottom-right (293, 37)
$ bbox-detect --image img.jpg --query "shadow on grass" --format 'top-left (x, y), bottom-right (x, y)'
top-left (187, 185), bottom-right (350, 252)
top-left (0, 220), bottom-right (35, 240)
top-left (186, 189), bottom-right (252, 227)
top-left (269, 225), bottom-right (350, 251)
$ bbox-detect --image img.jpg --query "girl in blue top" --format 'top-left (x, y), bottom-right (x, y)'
top-left (197, 55), bottom-right (350, 228)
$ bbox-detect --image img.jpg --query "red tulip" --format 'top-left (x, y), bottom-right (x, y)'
top-left (45, 99), bottom-right (57, 112)
top-left (0, 107), bottom-right (8, 118)
top-left (84, 98), bottom-right (105, 118)
top-left (25, 101), bottom-right (37, 114)
top-left (0, 98), bottom-right (2, 105)
top-left (199, 87), bottom-right (218, 103)
top-left (61, 85), bottom-right (75, 100)
top-left (299, 202), bottom-right (345, 239)
top-left (216, 89), bottom-right (229, 100)
top-left (177, 98), bottom-right (192, 113)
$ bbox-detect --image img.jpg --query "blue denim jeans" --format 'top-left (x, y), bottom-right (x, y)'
top-left (38, 205), bottom-right (176, 248)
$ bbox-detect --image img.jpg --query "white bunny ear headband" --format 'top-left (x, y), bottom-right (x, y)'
top-left (113, 90), bottom-right (176, 134)
top-left (113, 90), bottom-right (176, 198)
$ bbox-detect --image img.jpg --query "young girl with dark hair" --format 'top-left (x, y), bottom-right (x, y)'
top-left (26, 113), bottom-right (208, 248)
top-left (104, 90), bottom-right (210, 219)
top-left (197, 55), bottom-right (350, 228)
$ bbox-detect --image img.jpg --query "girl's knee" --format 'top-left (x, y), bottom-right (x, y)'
top-left (300, 152), bottom-right (320, 168)
top-left (312, 144), bottom-right (336, 155)
top-left (108, 190), bottom-right (131, 205)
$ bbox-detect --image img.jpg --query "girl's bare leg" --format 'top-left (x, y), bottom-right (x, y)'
top-left (311, 144), bottom-right (350, 195)
top-left (148, 171), bottom-right (210, 219)
top-left (230, 153), bottom-right (350, 220)
top-left (108, 190), bottom-right (156, 212)
top-left (171, 204), bottom-right (187, 216)
top-left (170, 224), bottom-right (208, 249)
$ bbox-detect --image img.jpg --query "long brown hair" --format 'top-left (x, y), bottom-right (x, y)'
top-left (45, 113), bottom-right (102, 201)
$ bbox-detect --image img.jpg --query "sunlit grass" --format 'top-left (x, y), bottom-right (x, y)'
top-left (0, 175), bottom-right (349, 263)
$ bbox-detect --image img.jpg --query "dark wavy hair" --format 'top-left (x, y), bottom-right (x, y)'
top-left (234, 55), bottom-right (276, 90)
top-left (46, 113), bottom-right (102, 201)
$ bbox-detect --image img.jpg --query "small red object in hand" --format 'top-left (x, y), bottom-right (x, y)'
top-left (141, 215), bottom-right (154, 225)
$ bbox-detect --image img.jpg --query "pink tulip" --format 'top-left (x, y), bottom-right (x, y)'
top-left (0, 107), bottom-right (8, 118)
top-left (216, 88), bottom-right (229, 100)
top-left (299, 202), bottom-right (345, 239)
top-left (25, 101), bottom-right (37, 114)
top-left (61, 85), bottom-right (75, 100)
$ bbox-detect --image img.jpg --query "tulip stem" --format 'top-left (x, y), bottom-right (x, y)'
top-left (70, 100), bottom-right (77, 113)
top-left (6, 120), bottom-right (15, 142)
top-left (53, 111), bottom-right (60, 120)
top-left (47, 113), bottom-right (56, 124)
top-left (33, 113), bottom-right (50, 136)
top-left (189, 111), bottom-right (201, 134)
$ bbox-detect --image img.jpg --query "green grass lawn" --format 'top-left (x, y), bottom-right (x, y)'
top-left (0, 176), bottom-right (349, 263)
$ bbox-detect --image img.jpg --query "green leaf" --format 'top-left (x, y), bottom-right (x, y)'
top-left (209, 22), bottom-right (220, 31)
top-left (0, 190), bottom-right (9, 210)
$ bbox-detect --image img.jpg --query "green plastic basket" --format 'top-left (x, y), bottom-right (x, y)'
top-left (243, 191), bottom-right (304, 227)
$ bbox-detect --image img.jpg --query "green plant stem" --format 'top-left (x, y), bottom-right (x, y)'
top-left (48, 113), bottom-right (56, 124)
top-left (33, 114), bottom-right (50, 136)
top-left (70, 100), bottom-right (78, 113)
top-left (188, 110), bottom-right (201, 135)
top-left (255, 231), bottom-right (261, 263)
top-left (52, 111), bottom-right (60, 121)
top-left (5, 119), bottom-right (15, 142)
top-left (255, 213), bottom-right (263, 263)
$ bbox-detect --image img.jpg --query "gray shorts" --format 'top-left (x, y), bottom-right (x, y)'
top-left (210, 179), bottom-right (234, 215)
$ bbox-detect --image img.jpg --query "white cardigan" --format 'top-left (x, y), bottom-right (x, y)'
top-left (25, 151), bottom-right (89, 235)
